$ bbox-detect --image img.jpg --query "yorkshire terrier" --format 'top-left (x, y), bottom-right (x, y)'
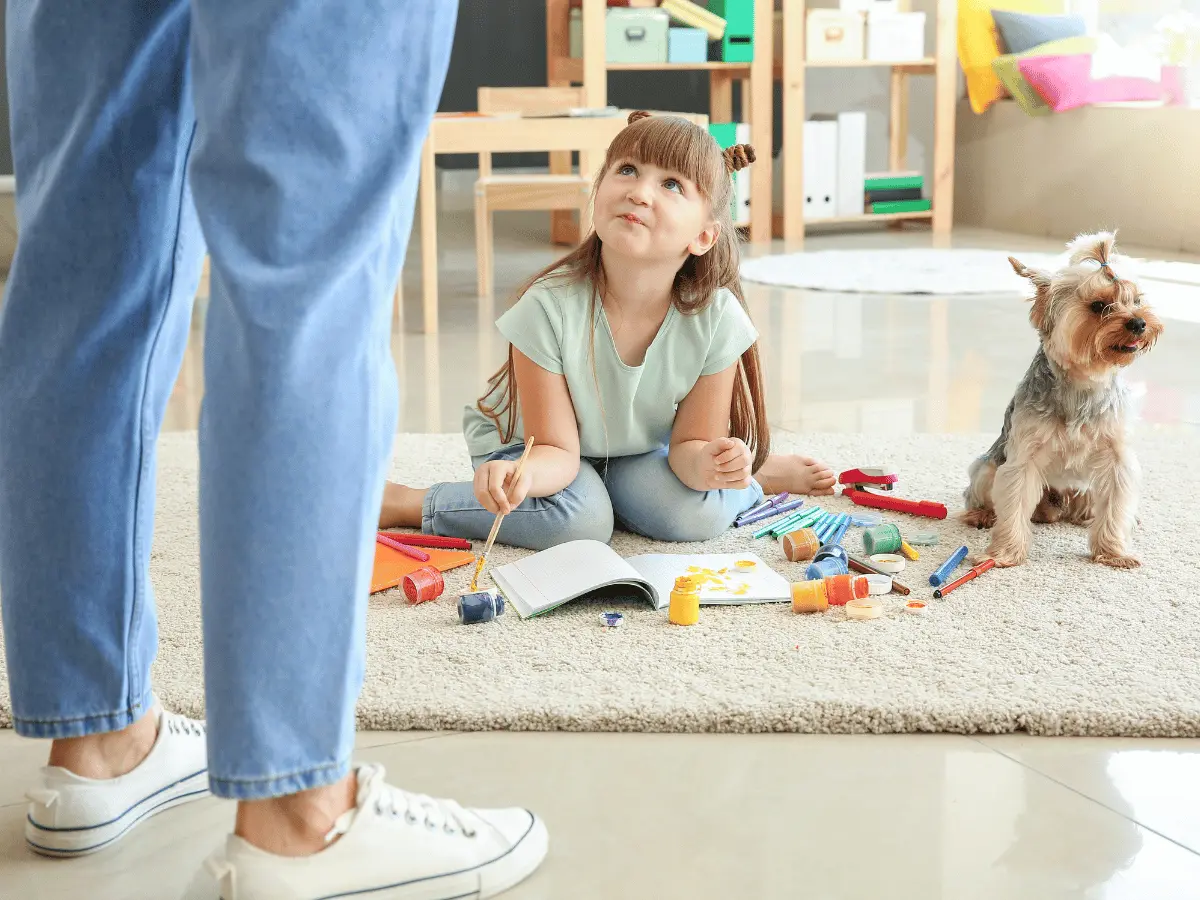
top-left (962, 232), bottom-right (1164, 569)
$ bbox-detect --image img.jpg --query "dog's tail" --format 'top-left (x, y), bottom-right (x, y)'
top-left (1066, 230), bottom-right (1118, 269)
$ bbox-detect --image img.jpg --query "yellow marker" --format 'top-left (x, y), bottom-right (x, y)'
top-left (900, 540), bottom-right (920, 561)
top-left (668, 576), bottom-right (701, 626)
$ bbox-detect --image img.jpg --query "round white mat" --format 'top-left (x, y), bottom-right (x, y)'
top-left (741, 248), bottom-right (1200, 301)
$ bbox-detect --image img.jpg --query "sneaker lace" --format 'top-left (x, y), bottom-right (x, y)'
top-left (164, 713), bottom-right (206, 738)
top-left (324, 764), bottom-right (476, 844)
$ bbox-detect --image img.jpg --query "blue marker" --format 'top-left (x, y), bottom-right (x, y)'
top-left (828, 515), bottom-right (851, 547)
top-left (928, 545), bottom-right (969, 588)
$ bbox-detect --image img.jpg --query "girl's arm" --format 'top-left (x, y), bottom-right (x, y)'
top-left (477, 348), bottom-right (582, 514)
top-left (668, 362), bottom-right (753, 492)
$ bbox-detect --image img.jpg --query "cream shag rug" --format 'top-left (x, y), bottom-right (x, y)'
top-left (2, 430), bottom-right (1200, 736)
top-left (740, 249), bottom-right (1200, 323)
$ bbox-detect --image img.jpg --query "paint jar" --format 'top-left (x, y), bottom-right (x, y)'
top-left (783, 528), bottom-right (821, 562)
top-left (458, 590), bottom-right (505, 624)
top-left (668, 576), bottom-right (701, 626)
top-left (813, 544), bottom-right (848, 567)
top-left (862, 524), bottom-right (902, 555)
top-left (402, 566), bottom-right (445, 604)
top-left (791, 580), bottom-right (829, 613)
top-left (805, 556), bottom-right (849, 581)
top-left (824, 573), bottom-right (870, 606)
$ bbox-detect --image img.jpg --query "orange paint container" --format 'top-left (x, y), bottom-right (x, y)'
top-left (824, 574), bottom-right (870, 607)
top-left (791, 580), bottom-right (829, 613)
top-left (783, 528), bottom-right (821, 562)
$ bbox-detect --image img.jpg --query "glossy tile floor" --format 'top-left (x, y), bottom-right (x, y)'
top-left (2, 206), bottom-right (1200, 898)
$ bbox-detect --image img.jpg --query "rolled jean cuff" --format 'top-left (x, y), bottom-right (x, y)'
top-left (208, 756), bottom-right (352, 801)
top-left (11, 688), bottom-right (156, 740)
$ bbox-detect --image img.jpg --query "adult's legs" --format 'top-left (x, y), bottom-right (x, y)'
top-left (0, 0), bottom-right (203, 740)
top-left (187, 0), bottom-right (456, 799)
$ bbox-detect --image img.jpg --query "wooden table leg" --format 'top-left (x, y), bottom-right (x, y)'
top-left (419, 137), bottom-right (438, 335)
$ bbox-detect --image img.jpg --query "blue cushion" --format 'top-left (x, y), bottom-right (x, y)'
top-left (991, 9), bottom-right (1088, 55)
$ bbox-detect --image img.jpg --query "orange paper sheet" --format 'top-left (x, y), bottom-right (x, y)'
top-left (370, 543), bottom-right (476, 594)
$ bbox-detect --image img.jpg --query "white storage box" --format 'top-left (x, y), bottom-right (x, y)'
top-left (840, 0), bottom-right (899, 13)
top-left (806, 10), bottom-right (865, 63)
top-left (866, 11), bottom-right (926, 62)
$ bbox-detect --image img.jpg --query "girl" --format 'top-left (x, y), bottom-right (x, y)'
top-left (380, 111), bottom-right (835, 550)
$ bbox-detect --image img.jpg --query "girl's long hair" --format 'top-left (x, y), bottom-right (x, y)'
top-left (476, 112), bottom-right (771, 473)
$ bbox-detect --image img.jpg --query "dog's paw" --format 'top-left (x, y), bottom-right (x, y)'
top-left (986, 543), bottom-right (1026, 568)
top-left (962, 507), bottom-right (997, 529)
top-left (1093, 552), bottom-right (1141, 570)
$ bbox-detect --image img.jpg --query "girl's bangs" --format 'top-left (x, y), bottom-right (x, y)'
top-left (605, 116), bottom-right (722, 199)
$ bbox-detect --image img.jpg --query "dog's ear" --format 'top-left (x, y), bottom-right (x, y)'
top-left (1008, 256), bottom-right (1052, 288)
top-left (1010, 257), bottom-right (1054, 332)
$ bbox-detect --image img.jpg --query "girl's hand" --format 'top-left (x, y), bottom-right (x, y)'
top-left (474, 459), bottom-right (533, 515)
top-left (700, 437), bottom-right (753, 490)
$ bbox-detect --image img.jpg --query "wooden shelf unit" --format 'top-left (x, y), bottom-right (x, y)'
top-left (546, 0), bottom-right (775, 243)
top-left (778, 0), bottom-right (958, 243)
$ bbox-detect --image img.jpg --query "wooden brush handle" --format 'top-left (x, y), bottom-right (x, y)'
top-left (479, 436), bottom-right (535, 562)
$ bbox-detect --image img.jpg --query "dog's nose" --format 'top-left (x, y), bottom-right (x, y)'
top-left (1125, 317), bottom-right (1147, 335)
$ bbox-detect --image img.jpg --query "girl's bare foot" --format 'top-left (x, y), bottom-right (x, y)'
top-left (379, 482), bottom-right (427, 529)
top-left (755, 454), bottom-right (837, 496)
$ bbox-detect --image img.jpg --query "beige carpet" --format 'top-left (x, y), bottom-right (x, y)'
top-left (3, 430), bottom-right (1200, 736)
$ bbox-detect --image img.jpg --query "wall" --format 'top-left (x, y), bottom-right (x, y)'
top-left (955, 99), bottom-right (1200, 254)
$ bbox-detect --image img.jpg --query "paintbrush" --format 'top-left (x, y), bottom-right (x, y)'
top-left (469, 436), bottom-right (535, 591)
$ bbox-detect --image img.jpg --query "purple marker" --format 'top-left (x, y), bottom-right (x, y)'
top-left (738, 496), bottom-right (805, 528)
top-left (735, 491), bottom-right (789, 526)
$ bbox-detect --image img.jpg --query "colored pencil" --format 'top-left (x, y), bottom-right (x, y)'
top-left (375, 533), bottom-right (430, 562)
top-left (847, 553), bottom-right (911, 596)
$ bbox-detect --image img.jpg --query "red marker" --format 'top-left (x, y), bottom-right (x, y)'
top-left (377, 532), bottom-right (472, 551)
top-left (842, 488), bottom-right (948, 520)
top-left (933, 559), bottom-right (995, 599)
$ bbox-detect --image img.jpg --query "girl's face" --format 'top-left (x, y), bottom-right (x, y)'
top-left (593, 159), bottom-right (719, 264)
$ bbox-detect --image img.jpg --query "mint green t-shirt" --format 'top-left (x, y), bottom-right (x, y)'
top-left (462, 275), bottom-right (759, 460)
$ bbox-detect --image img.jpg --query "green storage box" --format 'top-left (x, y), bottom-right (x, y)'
top-left (708, 0), bottom-right (753, 62)
top-left (606, 8), bottom-right (670, 64)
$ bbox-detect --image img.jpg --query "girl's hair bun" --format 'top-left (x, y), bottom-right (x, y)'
top-left (627, 110), bottom-right (653, 125)
top-left (723, 144), bottom-right (757, 173)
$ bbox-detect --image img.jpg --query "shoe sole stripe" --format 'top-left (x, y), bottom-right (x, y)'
top-left (26, 787), bottom-right (210, 857)
top-left (311, 812), bottom-right (538, 900)
top-left (27, 768), bottom-right (208, 833)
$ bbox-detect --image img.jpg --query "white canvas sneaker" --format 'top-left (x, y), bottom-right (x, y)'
top-left (196, 763), bottom-right (548, 900)
top-left (25, 709), bottom-right (210, 857)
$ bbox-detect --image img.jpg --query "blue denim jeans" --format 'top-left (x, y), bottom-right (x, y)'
top-left (423, 444), bottom-right (765, 551)
top-left (0, 0), bottom-right (457, 800)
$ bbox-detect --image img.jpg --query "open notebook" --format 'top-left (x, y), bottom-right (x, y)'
top-left (490, 540), bottom-right (790, 619)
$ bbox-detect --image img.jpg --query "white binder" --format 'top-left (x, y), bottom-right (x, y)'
top-left (803, 118), bottom-right (837, 220)
top-left (836, 111), bottom-right (867, 217)
top-left (733, 122), bottom-right (752, 226)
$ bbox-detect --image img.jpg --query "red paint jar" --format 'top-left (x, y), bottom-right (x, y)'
top-left (402, 566), bottom-right (445, 604)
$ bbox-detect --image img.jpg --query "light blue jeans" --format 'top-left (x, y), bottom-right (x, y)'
top-left (423, 444), bottom-right (765, 550)
top-left (0, 0), bottom-right (457, 799)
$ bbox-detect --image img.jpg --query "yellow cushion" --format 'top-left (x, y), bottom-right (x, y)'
top-left (958, 0), bottom-right (1067, 114)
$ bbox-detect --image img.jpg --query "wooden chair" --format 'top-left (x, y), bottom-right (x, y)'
top-left (474, 86), bottom-right (594, 297)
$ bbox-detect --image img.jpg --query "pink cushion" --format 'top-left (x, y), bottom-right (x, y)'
top-left (1016, 54), bottom-right (1184, 111)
